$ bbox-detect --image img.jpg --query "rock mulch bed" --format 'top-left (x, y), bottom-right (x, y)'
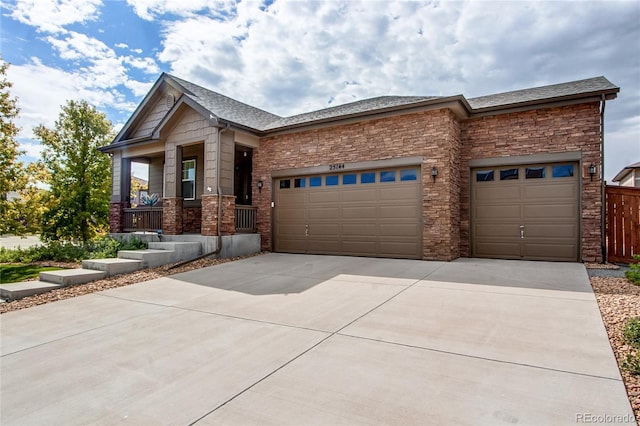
top-left (589, 265), bottom-right (640, 424)
top-left (2, 256), bottom-right (639, 422)
top-left (0, 253), bottom-right (262, 314)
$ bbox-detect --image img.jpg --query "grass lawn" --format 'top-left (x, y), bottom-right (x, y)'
top-left (0, 264), bottom-right (64, 284)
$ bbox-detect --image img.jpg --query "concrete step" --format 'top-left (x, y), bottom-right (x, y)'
top-left (0, 281), bottom-right (62, 301)
top-left (39, 269), bottom-right (107, 286)
top-left (118, 249), bottom-right (175, 268)
top-left (148, 241), bottom-right (202, 261)
top-left (82, 258), bottom-right (144, 276)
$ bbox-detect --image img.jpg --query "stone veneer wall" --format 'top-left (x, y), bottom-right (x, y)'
top-left (162, 197), bottom-right (183, 235)
top-left (253, 109), bottom-right (461, 261)
top-left (459, 103), bottom-right (603, 262)
top-left (182, 206), bottom-right (202, 234)
top-left (109, 202), bottom-right (127, 233)
top-left (201, 194), bottom-right (236, 236)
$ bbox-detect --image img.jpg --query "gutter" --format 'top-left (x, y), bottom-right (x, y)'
top-left (600, 94), bottom-right (607, 263)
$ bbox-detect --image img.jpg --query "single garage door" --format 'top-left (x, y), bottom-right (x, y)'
top-left (471, 162), bottom-right (579, 261)
top-left (274, 167), bottom-right (422, 259)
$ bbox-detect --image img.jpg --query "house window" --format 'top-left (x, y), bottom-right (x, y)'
top-left (182, 159), bottom-right (196, 200)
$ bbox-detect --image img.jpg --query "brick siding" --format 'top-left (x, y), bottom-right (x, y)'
top-left (182, 206), bottom-right (202, 234)
top-left (459, 103), bottom-right (603, 262)
top-left (162, 197), bottom-right (183, 235)
top-left (253, 109), bottom-right (462, 260)
top-left (201, 194), bottom-right (236, 236)
top-left (109, 202), bottom-right (126, 233)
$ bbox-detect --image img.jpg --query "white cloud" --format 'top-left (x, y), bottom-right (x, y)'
top-left (7, 58), bottom-right (137, 140)
top-left (10, 0), bottom-right (102, 33)
top-left (126, 0), bottom-right (236, 20)
top-left (124, 56), bottom-right (160, 75)
top-left (115, 42), bottom-right (129, 49)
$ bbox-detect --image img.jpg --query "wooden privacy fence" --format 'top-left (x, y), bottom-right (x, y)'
top-left (606, 185), bottom-right (640, 263)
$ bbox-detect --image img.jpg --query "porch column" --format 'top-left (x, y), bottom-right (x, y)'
top-left (201, 195), bottom-right (236, 236)
top-left (109, 153), bottom-right (131, 233)
top-left (162, 144), bottom-right (183, 235)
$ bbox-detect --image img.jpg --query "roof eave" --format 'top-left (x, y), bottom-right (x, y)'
top-left (469, 89), bottom-right (619, 118)
top-left (262, 96), bottom-right (471, 136)
top-left (98, 135), bottom-right (155, 153)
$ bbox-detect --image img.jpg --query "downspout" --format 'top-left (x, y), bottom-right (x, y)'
top-left (168, 122), bottom-right (230, 269)
top-left (600, 95), bottom-right (607, 263)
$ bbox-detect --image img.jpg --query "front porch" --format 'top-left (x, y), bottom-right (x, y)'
top-left (121, 204), bottom-right (258, 234)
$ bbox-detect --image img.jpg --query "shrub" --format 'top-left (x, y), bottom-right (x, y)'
top-left (626, 255), bottom-right (640, 285)
top-left (624, 317), bottom-right (640, 348)
top-left (622, 353), bottom-right (640, 376)
top-left (0, 236), bottom-right (147, 263)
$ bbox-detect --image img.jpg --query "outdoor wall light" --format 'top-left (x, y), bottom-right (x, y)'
top-left (431, 166), bottom-right (438, 182)
top-left (588, 163), bottom-right (596, 181)
top-left (257, 180), bottom-right (264, 191)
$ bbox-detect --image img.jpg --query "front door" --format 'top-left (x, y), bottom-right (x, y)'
top-left (234, 147), bottom-right (252, 205)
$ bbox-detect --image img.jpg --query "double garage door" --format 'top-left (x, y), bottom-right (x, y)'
top-left (274, 167), bottom-right (422, 259)
top-left (273, 161), bottom-right (580, 262)
top-left (471, 162), bottom-right (579, 261)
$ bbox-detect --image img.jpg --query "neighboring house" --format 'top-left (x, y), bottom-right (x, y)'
top-left (100, 74), bottom-right (619, 262)
top-left (612, 161), bottom-right (640, 187)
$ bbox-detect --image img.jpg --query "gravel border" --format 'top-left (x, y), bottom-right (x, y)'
top-left (2, 257), bottom-right (639, 423)
top-left (590, 272), bottom-right (640, 423)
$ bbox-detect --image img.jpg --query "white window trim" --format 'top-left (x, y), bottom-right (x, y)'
top-left (182, 159), bottom-right (196, 201)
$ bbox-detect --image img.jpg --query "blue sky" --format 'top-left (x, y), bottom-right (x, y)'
top-left (1, 0), bottom-right (639, 181)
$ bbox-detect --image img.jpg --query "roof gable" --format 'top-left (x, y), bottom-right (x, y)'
top-left (107, 74), bottom-right (619, 150)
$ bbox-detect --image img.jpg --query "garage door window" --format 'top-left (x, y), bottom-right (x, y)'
top-left (380, 171), bottom-right (396, 182)
top-left (476, 170), bottom-right (494, 182)
top-left (526, 167), bottom-right (545, 179)
top-left (325, 175), bottom-right (339, 186)
top-left (400, 169), bottom-right (418, 181)
top-left (310, 176), bottom-right (322, 187)
top-left (279, 179), bottom-right (291, 189)
top-left (294, 178), bottom-right (305, 188)
top-left (500, 168), bottom-right (519, 180)
top-left (343, 174), bottom-right (357, 185)
top-left (552, 164), bottom-right (574, 178)
top-left (361, 172), bottom-right (376, 184)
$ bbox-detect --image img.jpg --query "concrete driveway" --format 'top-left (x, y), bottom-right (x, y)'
top-left (0, 254), bottom-right (634, 425)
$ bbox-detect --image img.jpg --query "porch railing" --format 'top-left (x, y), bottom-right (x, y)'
top-left (235, 205), bottom-right (258, 233)
top-left (123, 207), bottom-right (163, 232)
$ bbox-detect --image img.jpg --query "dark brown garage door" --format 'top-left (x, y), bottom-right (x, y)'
top-left (471, 162), bottom-right (579, 261)
top-left (274, 167), bottom-right (422, 259)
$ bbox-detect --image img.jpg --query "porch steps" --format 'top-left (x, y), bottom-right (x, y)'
top-left (0, 281), bottom-right (62, 301)
top-left (81, 258), bottom-right (144, 275)
top-left (0, 241), bottom-right (203, 301)
top-left (39, 269), bottom-right (108, 286)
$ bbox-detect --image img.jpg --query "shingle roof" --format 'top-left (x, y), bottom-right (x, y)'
top-left (612, 161), bottom-right (640, 182)
top-left (263, 96), bottom-right (443, 130)
top-left (467, 76), bottom-right (618, 110)
top-left (165, 74), bottom-right (618, 134)
top-left (168, 75), bottom-right (281, 130)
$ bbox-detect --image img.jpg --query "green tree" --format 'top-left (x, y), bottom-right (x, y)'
top-left (35, 100), bottom-right (113, 243)
top-left (0, 58), bottom-right (26, 235)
